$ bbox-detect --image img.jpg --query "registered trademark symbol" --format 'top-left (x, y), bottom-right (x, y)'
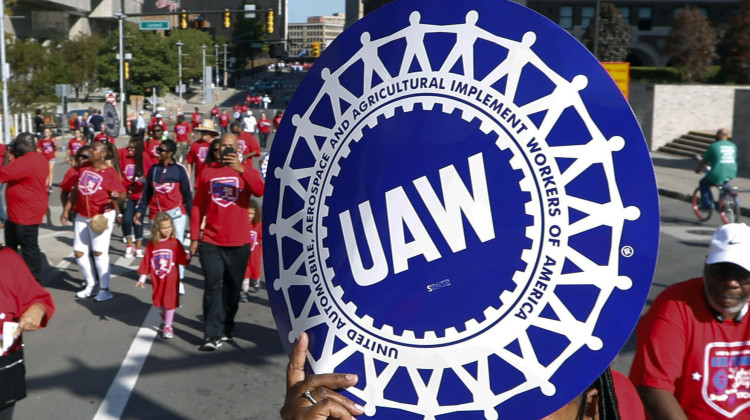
top-left (621, 246), bottom-right (634, 257)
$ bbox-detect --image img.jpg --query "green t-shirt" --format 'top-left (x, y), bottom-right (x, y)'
top-left (704, 139), bottom-right (738, 185)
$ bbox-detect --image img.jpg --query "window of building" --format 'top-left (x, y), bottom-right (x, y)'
top-left (638, 6), bottom-right (652, 30)
top-left (582, 5), bottom-right (595, 28)
top-left (560, 5), bottom-right (573, 29)
top-left (617, 6), bottom-right (630, 23)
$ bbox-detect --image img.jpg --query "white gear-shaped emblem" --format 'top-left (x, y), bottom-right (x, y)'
top-left (268, 8), bottom-right (644, 419)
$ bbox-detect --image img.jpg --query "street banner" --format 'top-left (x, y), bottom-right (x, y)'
top-left (103, 102), bottom-right (120, 138)
top-left (264, 0), bottom-right (659, 417)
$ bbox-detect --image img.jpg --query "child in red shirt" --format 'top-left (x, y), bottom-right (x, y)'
top-left (136, 212), bottom-right (190, 339)
top-left (240, 199), bottom-right (263, 302)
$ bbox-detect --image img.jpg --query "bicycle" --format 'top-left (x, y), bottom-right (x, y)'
top-left (692, 183), bottom-right (740, 224)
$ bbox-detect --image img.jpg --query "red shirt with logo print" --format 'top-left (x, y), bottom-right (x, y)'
top-left (61, 165), bottom-right (125, 217)
top-left (190, 161), bottom-right (264, 247)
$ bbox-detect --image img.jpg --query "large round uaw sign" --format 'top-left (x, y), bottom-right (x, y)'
top-left (264, 0), bottom-right (659, 417)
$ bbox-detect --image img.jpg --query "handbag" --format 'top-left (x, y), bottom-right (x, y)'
top-left (85, 195), bottom-right (109, 235)
top-left (0, 347), bottom-right (26, 408)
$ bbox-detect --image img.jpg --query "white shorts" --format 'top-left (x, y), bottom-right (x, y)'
top-left (73, 209), bottom-right (116, 254)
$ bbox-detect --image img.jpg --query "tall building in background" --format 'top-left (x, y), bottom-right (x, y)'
top-left (287, 13), bottom-right (345, 58)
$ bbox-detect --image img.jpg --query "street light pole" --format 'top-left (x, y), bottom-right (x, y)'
top-left (0, 1), bottom-right (11, 144)
top-left (214, 44), bottom-right (219, 88)
top-left (176, 40), bottom-right (183, 110)
top-left (116, 11), bottom-right (126, 134)
top-left (202, 44), bottom-right (207, 104)
top-left (223, 43), bottom-right (228, 90)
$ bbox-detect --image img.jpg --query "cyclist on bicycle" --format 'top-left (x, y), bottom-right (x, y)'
top-left (695, 128), bottom-right (737, 210)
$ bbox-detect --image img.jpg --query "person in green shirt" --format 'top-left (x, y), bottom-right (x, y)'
top-left (695, 128), bottom-right (738, 209)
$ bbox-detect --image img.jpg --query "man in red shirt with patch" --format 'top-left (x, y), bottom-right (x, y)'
top-left (631, 223), bottom-right (750, 419)
top-left (210, 105), bottom-right (220, 125)
top-left (187, 120), bottom-right (217, 182)
top-left (0, 133), bottom-right (49, 282)
top-left (189, 132), bottom-right (264, 351)
top-left (173, 114), bottom-right (192, 164)
top-left (191, 107), bottom-right (202, 130)
top-left (218, 109), bottom-right (231, 136)
top-left (230, 122), bottom-right (261, 163)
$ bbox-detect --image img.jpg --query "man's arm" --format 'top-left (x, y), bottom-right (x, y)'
top-left (637, 386), bottom-right (689, 420)
top-left (695, 160), bottom-right (708, 174)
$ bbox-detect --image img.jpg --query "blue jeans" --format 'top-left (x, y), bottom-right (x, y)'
top-left (122, 199), bottom-right (144, 241)
top-left (700, 178), bottom-right (737, 209)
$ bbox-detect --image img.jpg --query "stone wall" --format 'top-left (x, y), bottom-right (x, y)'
top-left (733, 90), bottom-right (750, 169)
top-left (630, 82), bottom-right (741, 151)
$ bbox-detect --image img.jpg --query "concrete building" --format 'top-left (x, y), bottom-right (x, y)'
top-left (287, 13), bottom-right (345, 58)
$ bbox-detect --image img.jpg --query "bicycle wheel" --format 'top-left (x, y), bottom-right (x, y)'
top-left (692, 187), bottom-right (712, 221)
top-left (719, 193), bottom-right (740, 224)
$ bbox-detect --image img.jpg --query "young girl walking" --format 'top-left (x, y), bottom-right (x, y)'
top-left (136, 212), bottom-right (190, 339)
top-left (240, 199), bottom-right (263, 303)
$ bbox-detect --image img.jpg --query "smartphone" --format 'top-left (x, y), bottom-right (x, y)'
top-left (222, 146), bottom-right (236, 157)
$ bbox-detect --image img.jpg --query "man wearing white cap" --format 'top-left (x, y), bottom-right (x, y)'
top-left (631, 223), bottom-right (750, 419)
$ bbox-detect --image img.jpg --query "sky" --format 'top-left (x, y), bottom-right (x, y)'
top-left (288, 0), bottom-right (345, 23)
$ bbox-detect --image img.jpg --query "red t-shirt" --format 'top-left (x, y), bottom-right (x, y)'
top-left (190, 161), bottom-right (264, 246)
top-left (187, 139), bottom-right (210, 178)
top-left (191, 112), bottom-right (202, 128)
top-left (174, 122), bottom-right (192, 143)
top-left (211, 107), bottom-right (219, 117)
top-left (630, 277), bottom-right (750, 419)
top-left (244, 221), bottom-right (263, 280)
top-left (273, 115), bottom-right (283, 130)
top-left (119, 149), bottom-right (153, 202)
top-left (0, 152), bottom-right (49, 224)
top-left (62, 166), bottom-right (125, 217)
top-left (0, 247), bottom-right (55, 356)
top-left (237, 131), bottom-right (261, 158)
top-left (37, 137), bottom-right (58, 160)
top-left (148, 118), bottom-right (167, 133)
top-left (611, 369), bottom-right (646, 420)
top-left (144, 137), bottom-right (165, 165)
top-left (0, 143), bottom-right (5, 163)
top-left (137, 237), bottom-right (189, 310)
top-left (68, 138), bottom-right (86, 157)
top-left (240, 104), bottom-right (248, 113)
top-left (219, 113), bottom-right (231, 127)
top-left (258, 118), bottom-right (271, 134)
top-left (233, 104), bottom-right (241, 113)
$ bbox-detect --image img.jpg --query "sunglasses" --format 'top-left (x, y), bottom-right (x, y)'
top-left (156, 148), bottom-right (170, 153)
top-left (709, 263), bottom-right (750, 285)
top-left (79, 154), bottom-right (92, 159)
top-left (153, 129), bottom-right (163, 132)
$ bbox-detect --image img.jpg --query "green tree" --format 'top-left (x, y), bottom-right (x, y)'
top-left (666, 6), bottom-right (718, 82)
top-left (722, 0), bottom-right (750, 83)
top-left (582, 3), bottom-right (631, 62)
top-left (6, 38), bottom-right (65, 112)
top-left (230, 17), bottom-right (266, 70)
top-left (60, 33), bottom-right (105, 101)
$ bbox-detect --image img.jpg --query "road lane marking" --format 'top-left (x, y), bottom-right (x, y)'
top-left (93, 306), bottom-right (159, 420)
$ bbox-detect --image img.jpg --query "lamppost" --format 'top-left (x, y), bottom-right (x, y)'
top-left (223, 43), bottom-right (228, 90)
top-left (214, 44), bottom-right (219, 88)
top-left (0, 2), bottom-right (10, 144)
top-left (202, 44), bottom-right (207, 104)
top-left (115, 11), bottom-right (127, 134)
top-left (176, 40), bottom-right (184, 110)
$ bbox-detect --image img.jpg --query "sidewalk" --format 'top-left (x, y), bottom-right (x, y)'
top-left (652, 152), bottom-right (750, 216)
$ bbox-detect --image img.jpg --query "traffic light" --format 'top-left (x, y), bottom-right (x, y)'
top-left (180, 9), bottom-right (188, 29)
top-left (267, 10), bottom-right (274, 34)
top-left (124, 61), bottom-right (131, 80)
top-left (223, 9), bottom-right (231, 28)
top-left (311, 41), bottom-right (321, 58)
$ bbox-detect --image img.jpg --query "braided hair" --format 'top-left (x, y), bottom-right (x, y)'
top-left (575, 367), bottom-right (621, 420)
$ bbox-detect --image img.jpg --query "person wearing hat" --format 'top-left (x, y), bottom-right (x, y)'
top-left (148, 113), bottom-right (168, 137)
top-left (187, 119), bottom-right (218, 182)
top-left (631, 223), bottom-right (750, 419)
top-left (144, 122), bottom-right (169, 165)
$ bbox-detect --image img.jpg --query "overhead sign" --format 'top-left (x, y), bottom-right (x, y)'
top-left (264, 0), bottom-right (659, 418)
top-left (139, 20), bottom-right (170, 31)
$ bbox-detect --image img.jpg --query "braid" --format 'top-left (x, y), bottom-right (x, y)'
top-left (576, 367), bottom-right (621, 420)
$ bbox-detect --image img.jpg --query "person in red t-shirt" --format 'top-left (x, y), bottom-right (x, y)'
top-left (189, 132), bottom-right (264, 351)
top-left (144, 126), bottom-right (168, 165)
top-left (230, 122), bottom-right (261, 162)
top-left (191, 107), bottom-right (202, 130)
top-left (93, 132), bottom-right (116, 144)
top-left (67, 129), bottom-right (86, 165)
top-left (0, 245), bottom-right (55, 418)
top-left (187, 120), bottom-right (218, 182)
top-left (218, 110), bottom-right (231, 135)
top-left (148, 114), bottom-right (168, 136)
top-left (117, 138), bottom-right (152, 258)
top-left (240, 199), bottom-right (262, 303)
top-left (0, 133), bottom-right (49, 282)
top-left (36, 128), bottom-right (59, 191)
top-left (273, 111), bottom-right (284, 132)
top-left (60, 141), bottom-right (126, 301)
top-left (257, 112), bottom-right (271, 149)
top-left (173, 115), bottom-right (192, 164)
top-left (210, 105), bottom-right (220, 125)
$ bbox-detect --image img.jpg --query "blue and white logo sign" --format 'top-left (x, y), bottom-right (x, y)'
top-left (264, 0), bottom-right (659, 418)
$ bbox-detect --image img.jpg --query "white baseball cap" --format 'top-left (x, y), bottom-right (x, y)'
top-left (707, 223), bottom-right (750, 272)
top-left (155, 113), bottom-right (162, 118)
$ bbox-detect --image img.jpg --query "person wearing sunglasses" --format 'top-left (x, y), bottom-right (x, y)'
top-left (135, 139), bottom-right (192, 292)
top-left (145, 125), bottom-right (169, 165)
top-left (631, 223), bottom-right (750, 419)
top-left (187, 120), bottom-right (218, 183)
top-left (117, 138), bottom-right (152, 258)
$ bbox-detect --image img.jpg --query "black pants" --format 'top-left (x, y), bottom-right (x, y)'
top-left (199, 242), bottom-right (250, 340)
top-left (4, 221), bottom-right (41, 282)
top-left (0, 404), bottom-right (14, 420)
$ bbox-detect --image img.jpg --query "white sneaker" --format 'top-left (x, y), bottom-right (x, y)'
top-left (94, 289), bottom-right (114, 302)
top-left (124, 246), bottom-right (135, 259)
top-left (135, 248), bottom-right (144, 258)
top-left (179, 282), bottom-right (185, 295)
top-left (76, 286), bottom-right (95, 298)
